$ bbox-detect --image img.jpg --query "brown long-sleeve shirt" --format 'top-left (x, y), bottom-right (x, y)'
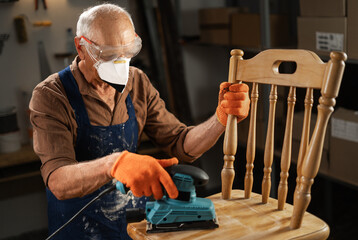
top-left (29, 57), bottom-right (196, 185)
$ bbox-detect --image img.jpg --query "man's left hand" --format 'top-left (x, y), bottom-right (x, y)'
top-left (216, 82), bottom-right (250, 126)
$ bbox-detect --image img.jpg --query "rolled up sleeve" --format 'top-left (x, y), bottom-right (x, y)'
top-left (29, 78), bottom-right (78, 186)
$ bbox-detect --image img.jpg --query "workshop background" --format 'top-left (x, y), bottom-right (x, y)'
top-left (0, 0), bottom-right (357, 239)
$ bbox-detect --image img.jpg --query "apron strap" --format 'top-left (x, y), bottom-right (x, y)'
top-left (58, 66), bottom-right (90, 127)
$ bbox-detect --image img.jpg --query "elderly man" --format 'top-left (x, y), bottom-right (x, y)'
top-left (30, 3), bottom-right (250, 240)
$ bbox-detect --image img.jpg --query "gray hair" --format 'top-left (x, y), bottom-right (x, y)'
top-left (76, 3), bottom-right (134, 40)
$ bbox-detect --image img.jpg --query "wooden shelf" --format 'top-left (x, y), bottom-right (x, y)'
top-left (0, 171), bottom-right (40, 183)
top-left (0, 144), bottom-right (39, 168)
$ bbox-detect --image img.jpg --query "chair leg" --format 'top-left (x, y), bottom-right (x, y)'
top-left (221, 154), bottom-right (235, 199)
top-left (222, 114), bottom-right (237, 199)
top-left (290, 176), bottom-right (313, 229)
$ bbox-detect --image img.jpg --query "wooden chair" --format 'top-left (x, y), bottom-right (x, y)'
top-left (127, 49), bottom-right (346, 240)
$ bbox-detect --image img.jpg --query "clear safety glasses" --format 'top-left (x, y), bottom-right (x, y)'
top-left (79, 35), bottom-right (142, 61)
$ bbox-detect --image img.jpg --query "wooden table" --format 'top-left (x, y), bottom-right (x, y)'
top-left (128, 190), bottom-right (329, 240)
top-left (0, 144), bottom-right (40, 183)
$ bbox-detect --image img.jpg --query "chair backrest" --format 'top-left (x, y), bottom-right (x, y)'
top-left (221, 49), bottom-right (346, 229)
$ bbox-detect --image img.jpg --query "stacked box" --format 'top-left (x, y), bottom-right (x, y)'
top-left (347, 0), bottom-right (358, 59)
top-left (231, 13), bottom-right (290, 48)
top-left (198, 8), bottom-right (290, 48)
top-left (199, 8), bottom-right (242, 45)
top-left (300, 0), bottom-right (346, 17)
top-left (330, 108), bottom-right (358, 187)
top-left (297, 17), bottom-right (346, 56)
top-left (298, 0), bottom-right (347, 57)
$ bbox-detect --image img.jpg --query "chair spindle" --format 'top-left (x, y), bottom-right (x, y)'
top-left (294, 88), bottom-right (313, 201)
top-left (278, 86), bottom-right (296, 210)
top-left (244, 82), bottom-right (259, 199)
top-left (262, 84), bottom-right (277, 203)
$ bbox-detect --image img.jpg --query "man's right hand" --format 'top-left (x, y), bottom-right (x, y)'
top-left (110, 151), bottom-right (179, 200)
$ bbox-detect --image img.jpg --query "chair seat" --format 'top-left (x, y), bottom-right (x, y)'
top-left (127, 190), bottom-right (329, 240)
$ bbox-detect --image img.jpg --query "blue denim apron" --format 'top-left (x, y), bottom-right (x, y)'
top-left (46, 66), bottom-right (146, 239)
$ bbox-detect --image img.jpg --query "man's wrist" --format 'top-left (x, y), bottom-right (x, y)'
top-left (106, 152), bottom-right (122, 179)
top-left (216, 106), bottom-right (227, 126)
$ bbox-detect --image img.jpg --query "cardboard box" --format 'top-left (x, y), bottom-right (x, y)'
top-left (292, 111), bottom-right (330, 175)
top-left (300, 0), bottom-right (346, 17)
top-left (199, 8), bottom-right (242, 45)
top-left (347, 0), bottom-right (358, 59)
top-left (200, 29), bottom-right (230, 46)
top-left (330, 108), bottom-right (358, 187)
top-left (199, 8), bottom-right (240, 25)
top-left (297, 17), bottom-right (347, 57)
top-left (231, 13), bottom-right (290, 48)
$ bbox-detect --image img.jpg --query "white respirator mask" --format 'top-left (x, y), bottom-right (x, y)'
top-left (94, 58), bottom-right (131, 93)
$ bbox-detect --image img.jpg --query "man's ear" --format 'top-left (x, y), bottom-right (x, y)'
top-left (74, 37), bottom-right (85, 60)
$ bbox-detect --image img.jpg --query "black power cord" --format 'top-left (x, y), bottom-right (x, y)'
top-left (45, 185), bottom-right (117, 240)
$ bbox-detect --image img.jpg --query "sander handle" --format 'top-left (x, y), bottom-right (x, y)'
top-left (165, 164), bottom-right (209, 187)
top-left (116, 164), bottom-right (210, 194)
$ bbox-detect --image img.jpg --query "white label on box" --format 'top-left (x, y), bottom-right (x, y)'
top-left (331, 118), bottom-right (358, 143)
top-left (316, 32), bottom-right (344, 52)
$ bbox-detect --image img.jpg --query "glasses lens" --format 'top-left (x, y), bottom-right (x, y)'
top-left (82, 41), bottom-right (101, 60)
top-left (99, 51), bottom-right (119, 62)
top-left (98, 36), bottom-right (142, 61)
top-left (81, 35), bottom-right (142, 62)
top-left (126, 37), bottom-right (142, 58)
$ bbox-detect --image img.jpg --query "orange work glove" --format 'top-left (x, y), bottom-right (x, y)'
top-left (111, 151), bottom-right (179, 200)
top-left (216, 82), bottom-right (250, 126)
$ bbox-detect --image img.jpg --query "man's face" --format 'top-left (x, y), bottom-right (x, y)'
top-left (77, 13), bottom-right (138, 84)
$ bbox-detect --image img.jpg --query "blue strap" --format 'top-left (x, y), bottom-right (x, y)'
top-left (58, 66), bottom-right (90, 127)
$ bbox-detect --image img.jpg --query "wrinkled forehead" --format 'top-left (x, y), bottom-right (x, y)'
top-left (91, 12), bottom-right (136, 47)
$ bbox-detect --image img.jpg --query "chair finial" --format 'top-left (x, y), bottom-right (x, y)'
top-left (330, 51), bottom-right (347, 61)
top-left (231, 49), bottom-right (244, 57)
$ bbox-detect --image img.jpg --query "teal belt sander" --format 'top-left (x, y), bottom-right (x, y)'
top-left (146, 164), bottom-right (219, 233)
top-left (117, 164), bottom-right (219, 233)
